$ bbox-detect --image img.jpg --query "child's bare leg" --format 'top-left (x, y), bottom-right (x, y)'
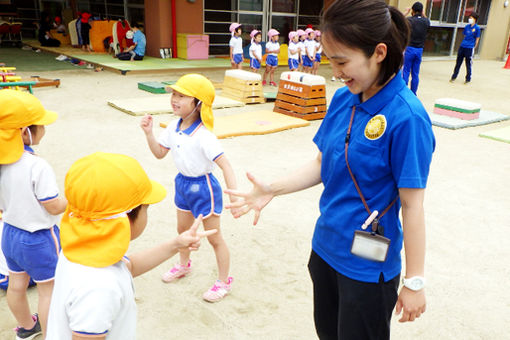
top-left (270, 67), bottom-right (275, 83)
top-left (6, 272), bottom-right (33, 329)
top-left (36, 279), bottom-right (54, 337)
top-left (177, 210), bottom-right (194, 265)
top-left (263, 65), bottom-right (270, 82)
top-left (203, 215), bottom-right (230, 283)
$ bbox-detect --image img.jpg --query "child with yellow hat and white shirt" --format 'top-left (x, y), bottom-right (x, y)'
top-left (46, 152), bottom-right (215, 339)
top-left (0, 89), bottom-right (68, 339)
top-left (140, 73), bottom-right (239, 302)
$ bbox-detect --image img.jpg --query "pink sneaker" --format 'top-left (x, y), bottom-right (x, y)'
top-left (270, 81), bottom-right (277, 87)
top-left (202, 277), bottom-right (233, 302)
top-left (161, 260), bottom-right (191, 283)
top-left (262, 80), bottom-right (267, 86)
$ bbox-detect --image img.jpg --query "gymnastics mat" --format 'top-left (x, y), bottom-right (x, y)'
top-left (479, 125), bottom-right (510, 144)
top-left (108, 94), bottom-right (244, 116)
top-left (429, 110), bottom-right (510, 129)
top-left (159, 110), bottom-right (310, 139)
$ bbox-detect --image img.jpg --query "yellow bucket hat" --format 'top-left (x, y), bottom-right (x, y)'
top-left (0, 89), bottom-right (58, 164)
top-left (167, 74), bottom-right (216, 130)
top-left (61, 152), bottom-right (167, 268)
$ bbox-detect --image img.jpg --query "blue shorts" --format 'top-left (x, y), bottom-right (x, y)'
top-left (302, 55), bottom-right (314, 67)
top-left (288, 59), bottom-right (299, 70)
top-left (315, 53), bottom-right (321, 63)
top-left (266, 55), bottom-right (278, 67)
top-left (250, 58), bottom-right (260, 69)
top-left (1, 223), bottom-right (60, 282)
top-left (233, 53), bottom-right (243, 64)
top-left (174, 173), bottom-right (223, 218)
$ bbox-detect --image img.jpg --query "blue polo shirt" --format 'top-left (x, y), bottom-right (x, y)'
top-left (312, 72), bottom-right (435, 283)
top-left (133, 30), bottom-right (146, 56)
top-left (460, 24), bottom-right (480, 49)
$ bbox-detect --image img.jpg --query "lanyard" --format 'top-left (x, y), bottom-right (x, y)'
top-left (344, 106), bottom-right (398, 233)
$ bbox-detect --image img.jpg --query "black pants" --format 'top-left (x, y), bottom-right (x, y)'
top-left (116, 52), bottom-right (144, 60)
top-left (451, 46), bottom-right (474, 82)
top-left (40, 38), bottom-right (61, 47)
top-left (81, 23), bottom-right (91, 45)
top-left (308, 251), bottom-right (400, 340)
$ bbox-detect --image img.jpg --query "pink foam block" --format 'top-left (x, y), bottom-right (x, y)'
top-left (433, 107), bottom-right (480, 120)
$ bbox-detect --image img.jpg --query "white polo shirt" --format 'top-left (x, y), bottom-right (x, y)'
top-left (266, 41), bottom-right (280, 56)
top-left (229, 36), bottom-right (243, 54)
top-left (0, 146), bottom-right (60, 232)
top-left (298, 41), bottom-right (305, 55)
top-left (47, 254), bottom-right (136, 339)
top-left (249, 42), bottom-right (262, 59)
top-left (305, 39), bottom-right (316, 57)
top-left (158, 119), bottom-right (223, 177)
top-left (316, 40), bottom-right (322, 54)
top-left (288, 42), bottom-right (299, 60)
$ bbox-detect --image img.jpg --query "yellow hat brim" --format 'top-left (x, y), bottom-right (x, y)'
top-left (166, 84), bottom-right (194, 98)
top-left (0, 129), bottom-right (24, 164)
top-left (33, 110), bottom-right (58, 126)
top-left (142, 180), bottom-right (167, 205)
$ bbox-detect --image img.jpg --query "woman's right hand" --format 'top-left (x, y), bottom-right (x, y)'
top-left (140, 115), bottom-right (153, 134)
top-left (224, 172), bottom-right (274, 225)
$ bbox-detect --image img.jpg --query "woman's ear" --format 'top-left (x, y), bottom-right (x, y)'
top-left (373, 43), bottom-right (388, 63)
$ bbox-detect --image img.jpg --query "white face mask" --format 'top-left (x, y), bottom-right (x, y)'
top-left (468, 18), bottom-right (475, 24)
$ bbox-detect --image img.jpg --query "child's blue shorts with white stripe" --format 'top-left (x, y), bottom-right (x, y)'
top-left (174, 173), bottom-right (223, 218)
top-left (288, 59), bottom-right (299, 70)
top-left (233, 53), bottom-right (243, 64)
top-left (266, 55), bottom-right (278, 67)
top-left (2, 223), bottom-right (60, 282)
top-left (315, 53), bottom-right (322, 63)
top-left (250, 58), bottom-right (260, 69)
top-left (302, 55), bottom-right (313, 67)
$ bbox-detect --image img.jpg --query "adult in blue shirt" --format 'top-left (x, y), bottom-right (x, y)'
top-left (116, 23), bottom-right (146, 61)
top-left (226, 0), bottom-right (435, 338)
top-left (402, 2), bottom-right (430, 95)
top-left (450, 12), bottom-right (481, 84)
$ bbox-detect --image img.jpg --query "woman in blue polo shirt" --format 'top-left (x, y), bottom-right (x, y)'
top-left (450, 12), bottom-right (481, 84)
top-left (226, 0), bottom-right (435, 338)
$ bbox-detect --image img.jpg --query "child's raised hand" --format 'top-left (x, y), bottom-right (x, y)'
top-left (176, 215), bottom-right (217, 250)
top-left (224, 172), bottom-right (274, 225)
top-left (140, 115), bottom-right (153, 134)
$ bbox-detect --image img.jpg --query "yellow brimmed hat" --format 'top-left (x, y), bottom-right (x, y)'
top-left (0, 89), bottom-right (58, 164)
top-left (167, 74), bottom-right (216, 131)
top-left (61, 152), bottom-right (167, 268)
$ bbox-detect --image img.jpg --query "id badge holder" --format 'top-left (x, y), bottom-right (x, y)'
top-left (350, 220), bottom-right (390, 262)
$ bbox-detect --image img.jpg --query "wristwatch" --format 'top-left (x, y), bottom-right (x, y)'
top-left (402, 276), bottom-right (426, 291)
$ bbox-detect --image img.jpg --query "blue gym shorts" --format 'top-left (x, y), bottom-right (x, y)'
top-left (315, 53), bottom-right (321, 63)
top-left (250, 58), bottom-right (261, 70)
top-left (266, 55), bottom-right (278, 67)
top-left (302, 55), bottom-right (314, 67)
top-left (174, 173), bottom-right (223, 218)
top-left (288, 59), bottom-right (299, 70)
top-left (233, 53), bottom-right (243, 64)
top-left (2, 223), bottom-right (60, 282)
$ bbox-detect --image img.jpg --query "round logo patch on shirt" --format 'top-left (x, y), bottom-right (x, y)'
top-left (364, 115), bottom-right (387, 140)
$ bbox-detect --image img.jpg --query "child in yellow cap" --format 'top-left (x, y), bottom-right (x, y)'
top-left (46, 152), bottom-right (215, 339)
top-left (0, 89), bottom-right (67, 339)
top-left (140, 73), bottom-right (239, 302)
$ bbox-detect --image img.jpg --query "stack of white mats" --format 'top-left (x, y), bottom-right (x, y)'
top-left (221, 70), bottom-right (265, 104)
top-left (433, 98), bottom-right (481, 120)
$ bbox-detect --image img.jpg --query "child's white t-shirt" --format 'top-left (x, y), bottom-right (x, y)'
top-left (249, 42), bottom-right (262, 59)
top-left (305, 39), bottom-right (316, 57)
top-left (158, 119), bottom-right (223, 177)
top-left (288, 42), bottom-right (299, 60)
top-left (0, 149), bottom-right (60, 232)
top-left (47, 254), bottom-right (137, 340)
top-left (265, 41), bottom-right (280, 56)
top-left (316, 40), bottom-right (322, 54)
top-left (298, 41), bottom-right (305, 55)
top-left (229, 36), bottom-right (243, 54)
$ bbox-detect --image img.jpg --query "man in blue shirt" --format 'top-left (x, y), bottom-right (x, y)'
top-left (116, 23), bottom-right (146, 61)
top-left (450, 12), bottom-right (481, 84)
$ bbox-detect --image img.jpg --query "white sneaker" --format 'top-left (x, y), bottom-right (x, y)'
top-left (331, 76), bottom-right (336, 81)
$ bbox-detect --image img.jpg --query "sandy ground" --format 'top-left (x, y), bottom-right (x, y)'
top-left (1, 58), bottom-right (509, 339)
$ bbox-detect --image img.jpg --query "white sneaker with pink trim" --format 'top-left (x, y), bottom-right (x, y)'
top-left (161, 261), bottom-right (191, 283)
top-left (202, 277), bottom-right (233, 302)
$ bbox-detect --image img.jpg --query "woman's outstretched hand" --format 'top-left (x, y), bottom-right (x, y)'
top-left (224, 172), bottom-right (274, 225)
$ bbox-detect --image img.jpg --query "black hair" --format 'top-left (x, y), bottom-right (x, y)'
top-left (131, 22), bottom-right (143, 29)
top-left (412, 2), bottom-right (424, 14)
top-left (127, 205), bottom-right (142, 223)
top-left (470, 12), bottom-right (479, 21)
top-left (321, 0), bottom-right (410, 85)
top-left (235, 26), bottom-right (242, 34)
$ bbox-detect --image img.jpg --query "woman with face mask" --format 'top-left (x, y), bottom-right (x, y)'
top-left (450, 12), bottom-right (481, 84)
